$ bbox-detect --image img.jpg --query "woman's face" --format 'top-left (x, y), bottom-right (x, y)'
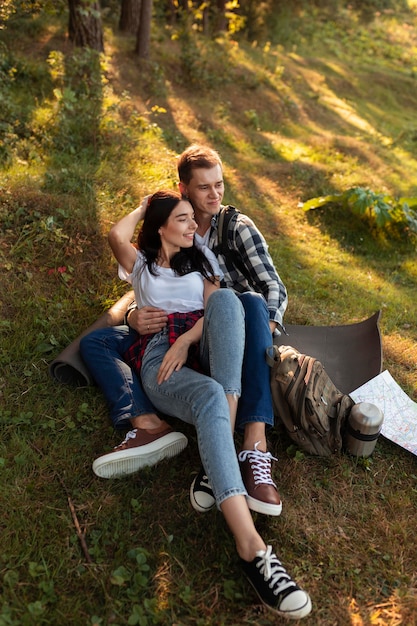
top-left (159, 200), bottom-right (197, 250)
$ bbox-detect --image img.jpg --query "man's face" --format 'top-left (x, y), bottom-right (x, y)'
top-left (180, 165), bottom-right (224, 219)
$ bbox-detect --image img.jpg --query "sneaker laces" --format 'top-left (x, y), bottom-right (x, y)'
top-left (238, 441), bottom-right (277, 486)
top-left (199, 474), bottom-right (210, 488)
top-left (196, 468), bottom-right (211, 489)
top-left (256, 545), bottom-right (297, 596)
top-left (114, 429), bottom-right (138, 449)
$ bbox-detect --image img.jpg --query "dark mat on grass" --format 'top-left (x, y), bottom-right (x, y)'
top-left (49, 290), bottom-right (135, 387)
top-left (274, 311), bottom-right (382, 394)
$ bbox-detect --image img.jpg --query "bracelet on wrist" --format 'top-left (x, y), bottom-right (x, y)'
top-left (124, 302), bottom-right (137, 327)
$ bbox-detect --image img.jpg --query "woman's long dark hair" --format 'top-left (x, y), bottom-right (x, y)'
top-left (137, 190), bottom-right (216, 282)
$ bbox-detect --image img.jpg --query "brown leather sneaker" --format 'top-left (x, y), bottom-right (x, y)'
top-left (238, 442), bottom-right (282, 516)
top-left (92, 424), bottom-right (188, 479)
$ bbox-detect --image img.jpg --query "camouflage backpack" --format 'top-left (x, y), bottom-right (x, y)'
top-left (266, 344), bottom-right (355, 456)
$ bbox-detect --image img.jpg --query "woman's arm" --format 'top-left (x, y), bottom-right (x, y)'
top-left (203, 276), bottom-right (220, 306)
top-left (108, 206), bottom-right (144, 274)
top-left (157, 316), bottom-right (204, 384)
top-left (157, 278), bottom-right (219, 384)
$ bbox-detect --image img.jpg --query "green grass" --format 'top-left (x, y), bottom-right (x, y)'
top-left (1, 4), bottom-right (417, 625)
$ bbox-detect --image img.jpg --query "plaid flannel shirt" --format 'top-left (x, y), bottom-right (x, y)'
top-left (207, 209), bottom-right (288, 328)
top-left (124, 310), bottom-right (204, 375)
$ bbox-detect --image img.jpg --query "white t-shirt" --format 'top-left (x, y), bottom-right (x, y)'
top-left (195, 230), bottom-right (210, 248)
top-left (119, 246), bottom-right (222, 314)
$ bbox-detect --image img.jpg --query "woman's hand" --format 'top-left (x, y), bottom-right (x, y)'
top-left (157, 335), bottom-right (191, 384)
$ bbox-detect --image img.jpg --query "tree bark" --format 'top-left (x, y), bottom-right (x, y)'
top-left (135, 0), bottom-right (153, 58)
top-left (215, 0), bottom-right (227, 32)
top-left (68, 0), bottom-right (104, 52)
top-left (119, 0), bottom-right (141, 34)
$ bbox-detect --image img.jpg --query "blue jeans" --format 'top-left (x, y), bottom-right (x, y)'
top-left (80, 324), bottom-right (155, 430)
top-left (236, 292), bottom-right (274, 430)
top-left (80, 290), bottom-right (247, 430)
top-left (141, 291), bottom-right (247, 507)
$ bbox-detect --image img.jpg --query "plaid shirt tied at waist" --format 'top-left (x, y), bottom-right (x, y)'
top-left (123, 310), bottom-right (204, 375)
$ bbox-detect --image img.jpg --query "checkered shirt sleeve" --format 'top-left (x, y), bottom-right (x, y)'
top-left (209, 212), bottom-right (288, 327)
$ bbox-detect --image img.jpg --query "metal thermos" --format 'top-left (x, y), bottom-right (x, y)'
top-left (344, 402), bottom-right (384, 457)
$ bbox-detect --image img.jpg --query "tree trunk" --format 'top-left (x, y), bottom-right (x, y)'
top-left (202, 5), bottom-right (209, 35)
top-left (166, 0), bottom-right (177, 25)
top-left (215, 0), bottom-right (227, 33)
top-left (68, 0), bottom-right (104, 52)
top-left (119, 0), bottom-right (141, 34)
top-left (135, 0), bottom-right (153, 59)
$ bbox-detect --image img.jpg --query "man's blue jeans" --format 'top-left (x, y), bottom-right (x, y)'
top-left (80, 290), bottom-right (274, 431)
top-left (235, 292), bottom-right (274, 430)
top-left (80, 323), bottom-right (154, 430)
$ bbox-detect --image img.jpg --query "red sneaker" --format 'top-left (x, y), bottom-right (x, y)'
top-left (238, 442), bottom-right (282, 516)
top-left (92, 425), bottom-right (188, 478)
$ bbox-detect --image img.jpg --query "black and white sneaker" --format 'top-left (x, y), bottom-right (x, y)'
top-left (241, 545), bottom-right (312, 620)
top-left (190, 466), bottom-right (216, 513)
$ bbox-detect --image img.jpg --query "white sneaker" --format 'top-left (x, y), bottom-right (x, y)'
top-left (241, 545), bottom-right (312, 619)
top-left (189, 466), bottom-right (215, 512)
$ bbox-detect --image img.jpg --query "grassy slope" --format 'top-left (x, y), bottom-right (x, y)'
top-left (1, 5), bottom-right (417, 625)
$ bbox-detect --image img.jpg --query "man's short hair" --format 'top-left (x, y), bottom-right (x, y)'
top-left (177, 144), bottom-right (222, 185)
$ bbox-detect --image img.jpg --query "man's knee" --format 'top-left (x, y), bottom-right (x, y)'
top-left (238, 292), bottom-right (268, 317)
top-left (80, 326), bottom-right (126, 354)
top-left (79, 332), bottom-right (95, 354)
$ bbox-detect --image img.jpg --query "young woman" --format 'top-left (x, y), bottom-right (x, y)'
top-left (104, 190), bottom-right (312, 620)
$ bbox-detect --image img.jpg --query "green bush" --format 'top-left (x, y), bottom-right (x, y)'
top-left (302, 187), bottom-right (417, 236)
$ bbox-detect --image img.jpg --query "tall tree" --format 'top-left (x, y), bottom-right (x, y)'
top-left (119, 0), bottom-right (141, 35)
top-left (68, 0), bottom-right (104, 51)
top-left (215, 0), bottom-right (227, 32)
top-left (134, 0), bottom-right (152, 58)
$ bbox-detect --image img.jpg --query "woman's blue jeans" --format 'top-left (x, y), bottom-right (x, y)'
top-left (141, 290), bottom-right (247, 506)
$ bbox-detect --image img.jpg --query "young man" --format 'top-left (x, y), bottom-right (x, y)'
top-left (179, 144), bottom-right (287, 516)
top-left (81, 145), bottom-right (286, 518)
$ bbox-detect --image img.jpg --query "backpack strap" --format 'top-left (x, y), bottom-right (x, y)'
top-left (215, 205), bottom-right (240, 256)
top-left (214, 205), bottom-right (255, 285)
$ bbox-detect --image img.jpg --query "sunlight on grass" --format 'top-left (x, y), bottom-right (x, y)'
top-left (2, 4), bottom-right (417, 625)
top-left (154, 554), bottom-right (172, 612)
top-left (348, 595), bottom-right (405, 625)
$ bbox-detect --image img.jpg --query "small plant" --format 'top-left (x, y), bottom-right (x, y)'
top-left (301, 187), bottom-right (417, 236)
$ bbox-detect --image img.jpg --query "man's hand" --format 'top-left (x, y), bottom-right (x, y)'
top-left (128, 306), bottom-right (168, 335)
top-left (269, 320), bottom-right (278, 335)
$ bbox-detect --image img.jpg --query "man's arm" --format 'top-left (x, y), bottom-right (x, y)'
top-left (221, 215), bottom-right (288, 329)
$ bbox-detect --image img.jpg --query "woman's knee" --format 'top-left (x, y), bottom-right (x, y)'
top-left (206, 289), bottom-right (244, 320)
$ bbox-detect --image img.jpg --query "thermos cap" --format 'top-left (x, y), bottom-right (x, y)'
top-left (350, 402), bottom-right (384, 427)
